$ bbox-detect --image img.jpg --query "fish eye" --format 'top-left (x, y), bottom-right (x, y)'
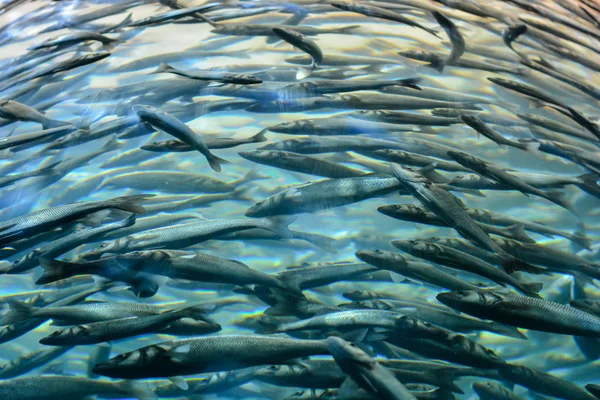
top-left (268, 365), bottom-right (278, 371)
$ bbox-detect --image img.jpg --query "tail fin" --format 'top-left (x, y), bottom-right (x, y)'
top-left (500, 256), bottom-right (546, 275)
top-left (505, 224), bottom-right (536, 244)
top-left (427, 59), bottom-right (445, 73)
top-left (569, 230), bottom-right (592, 252)
top-left (487, 322), bottom-right (528, 340)
top-left (429, 368), bottom-right (465, 394)
top-left (333, 24), bottom-right (360, 33)
top-left (545, 190), bottom-right (579, 217)
top-left (396, 77), bottom-right (422, 90)
top-left (261, 216), bottom-right (296, 238)
top-left (171, 304), bottom-right (219, 325)
top-left (32, 161), bottom-right (62, 177)
top-left (575, 173), bottom-right (600, 199)
top-left (37, 258), bottom-right (80, 284)
top-left (264, 295), bottom-right (304, 317)
top-left (520, 281), bottom-right (543, 298)
top-left (102, 135), bottom-right (121, 153)
top-left (106, 194), bottom-right (155, 214)
top-left (575, 336), bottom-right (600, 361)
top-left (254, 319), bottom-right (282, 334)
top-left (249, 128), bottom-right (268, 143)
top-left (0, 299), bottom-right (37, 325)
top-left (88, 343), bottom-right (111, 379)
top-left (42, 119), bottom-right (72, 130)
top-left (119, 379), bottom-right (158, 400)
top-left (149, 62), bottom-right (175, 75)
top-left (207, 154), bottom-right (230, 173)
top-left (288, 230), bottom-right (338, 253)
top-left (230, 187), bottom-right (253, 202)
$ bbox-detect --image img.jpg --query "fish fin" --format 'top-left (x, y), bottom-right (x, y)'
top-left (230, 187), bottom-right (253, 202)
top-left (500, 256), bottom-right (546, 275)
top-left (295, 67), bottom-right (312, 80)
top-left (575, 173), bottom-right (600, 199)
top-left (207, 154), bottom-right (230, 172)
top-left (545, 190), bottom-right (579, 216)
top-left (254, 320), bottom-right (281, 334)
top-left (0, 299), bottom-right (36, 325)
top-left (575, 336), bottom-right (600, 361)
top-left (340, 328), bottom-right (369, 343)
top-left (427, 59), bottom-right (445, 73)
top-left (396, 77), bottom-right (422, 90)
top-left (102, 135), bottom-right (121, 152)
top-left (120, 379), bottom-right (158, 400)
top-left (428, 369), bottom-right (465, 394)
top-left (88, 343), bottom-right (112, 379)
top-left (262, 215), bottom-right (297, 238)
top-left (340, 377), bottom-right (363, 400)
top-left (334, 24), bottom-right (360, 33)
top-left (42, 119), bottom-right (72, 130)
top-left (165, 343), bottom-right (191, 363)
top-left (37, 258), bottom-right (80, 284)
top-left (167, 376), bottom-right (188, 391)
top-left (488, 322), bottom-right (528, 340)
top-left (149, 62), bottom-right (175, 75)
top-left (264, 296), bottom-right (302, 317)
top-left (107, 194), bottom-right (155, 214)
top-left (521, 281), bottom-right (543, 297)
top-left (249, 128), bottom-right (268, 143)
top-left (505, 224), bottom-right (536, 243)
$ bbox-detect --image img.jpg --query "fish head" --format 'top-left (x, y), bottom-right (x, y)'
top-left (378, 204), bottom-right (424, 218)
top-left (436, 290), bottom-right (483, 308)
top-left (327, 336), bottom-right (372, 367)
top-left (93, 343), bottom-right (169, 379)
top-left (79, 52), bottom-right (111, 63)
top-left (473, 381), bottom-right (507, 398)
top-left (40, 325), bottom-right (90, 345)
top-left (446, 150), bottom-right (480, 167)
top-left (391, 239), bottom-right (427, 254)
top-left (459, 114), bottom-right (479, 125)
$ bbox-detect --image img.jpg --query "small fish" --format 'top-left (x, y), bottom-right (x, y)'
top-left (431, 11), bottom-right (465, 72)
top-left (502, 24), bottom-right (528, 53)
top-left (330, 1), bottom-right (440, 38)
top-left (273, 27), bottom-right (323, 68)
top-left (134, 105), bottom-right (229, 172)
top-left (473, 381), bottom-right (525, 400)
top-left (93, 335), bottom-right (330, 379)
top-left (0, 100), bottom-right (70, 129)
top-left (29, 31), bottom-right (117, 50)
top-left (437, 291), bottom-right (600, 337)
top-left (0, 346), bottom-right (73, 379)
top-left (141, 128), bottom-right (267, 152)
top-left (327, 336), bottom-right (418, 400)
top-left (151, 62), bottom-right (262, 85)
top-left (389, 163), bottom-right (543, 275)
top-left (0, 194), bottom-right (152, 247)
top-left (459, 114), bottom-right (528, 150)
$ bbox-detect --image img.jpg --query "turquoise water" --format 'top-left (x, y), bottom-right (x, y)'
top-left (0, 0), bottom-right (599, 399)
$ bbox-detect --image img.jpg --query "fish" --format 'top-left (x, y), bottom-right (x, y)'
top-left (141, 128), bottom-right (267, 152)
top-left (93, 335), bottom-right (330, 379)
top-left (328, 336), bottom-right (418, 400)
top-left (273, 27), bottom-right (323, 69)
top-left (389, 163), bottom-right (543, 275)
top-left (134, 104), bottom-right (229, 172)
top-left (391, 240), bottom-right (542, 297)
top-left (128, 3), bottom-right (220, 26)
top-left (0, 194), bottom-right (152, 247)
top-left (437, 291), bottom-right (600, 337)
top-left (150, 62), bottom-right (263, 85)
top-left (245, 175), bottom-right (407, 217)
top-left (447, 150), bottom-right (577, 214)
top-left (502, 24), bottom-right (528, 53)
top-left (459, 114), bottom-right (528, 150)
top-left (0, 100), bottom-right (70, 129)
top-left (472, 381), bottom-right (525, 400)
top-left (0, 346), bottom-right (72, 379)
top-left (378, 204), bottom-right (536, 243)
top-left (331, 1), bottom-right (440, 38)
top-left (29, 31), bottom-right (117, 50)
top-left (39, 305), bottom-right (217, 345)
top-left (8, 214), bottom-right (136, 274)
top-left (430, 11), bottom-right (466, 72)
top-left (210, 24), bottom-right (360, 37)
top-left (0, 375), bottom-right (154, 400)
top-left (239, 150), bottom-right (368, 178)
top-left (355, 249), bottom-right (485, 292)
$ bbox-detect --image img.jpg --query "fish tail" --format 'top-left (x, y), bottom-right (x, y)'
top-left (575, 173), bottom-right (600, 199)
top-left (574, 336), bottom-right (600, 361)
top-left (37, 258), bottom-right (81, 284)
top-left (520, 281), bottom-right (543, 298)
top-left (172, 305), bottom-right (219, 325)
top-left (262, 215), bottom-right (297, 238)
top-left (429, 369), bottom-right (465, 394)
top-left (428, 59), bottom-right (445, 73)
top-left (207, 154), bottom-right (230, 173)
top-left (505, 224), bottom-right (536, 244)
top-left (249, 128), bottom-right (269, 143)
top-left (42, 119), bottom-right (71, 130)
top-left (253, 319), bottom-right (282, 334)
top-left (545, 190), bottom-right (579, 216)
top-left (0, 299), bottom-right (37, 325)
top-left (241, 168), bottom-right (270, 183)
top-left (118, 379), bottom-right (158, 400)
top-left (106, 194), bottom-right (155, 214)
top-left (426, 28), bottom-right (442, 39)
top-left (334, 24), bottom-right (360, 33)
top-left (500, 256), bottom-right (545, 275)
top-left (149, 62), bottom-right (174, 75)
top-left (396, 77), bottom-right (422, 90)
top-left (487, 322), bottom-right (528, 340)
top-left (119, 213), bottom-right (137, 228)
top-left (102, 135), bottom-right (121, 152)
